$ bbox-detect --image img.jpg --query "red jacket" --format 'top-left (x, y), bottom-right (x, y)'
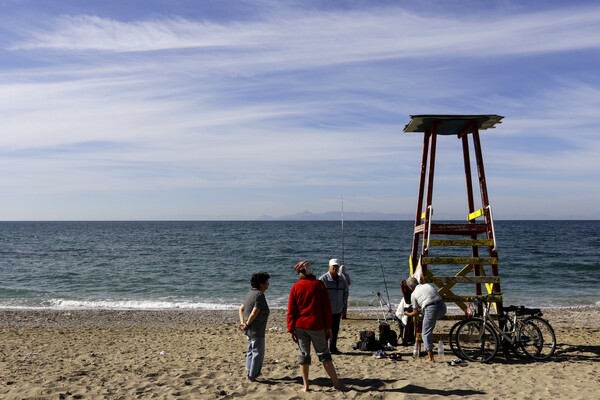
top-left (287, 275), bottom-right (333, 332)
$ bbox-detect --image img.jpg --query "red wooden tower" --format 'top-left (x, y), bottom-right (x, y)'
top-left (404, 115), bottom-right (504, 313)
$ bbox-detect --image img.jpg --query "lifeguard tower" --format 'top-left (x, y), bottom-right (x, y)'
top-left (403, 115), bottom-right (504, 314)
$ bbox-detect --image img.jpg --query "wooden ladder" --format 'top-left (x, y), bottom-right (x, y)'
top-left (415, 208), bottom-right (502, 313)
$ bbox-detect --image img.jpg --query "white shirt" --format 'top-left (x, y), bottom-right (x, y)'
top-left (410, 283), bottom-right (442, 309)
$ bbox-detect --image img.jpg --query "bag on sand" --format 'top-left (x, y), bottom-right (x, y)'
top-left (353, 330), bottom-right (382, 351)
top-left (378, 322), bottom-right (398, 347)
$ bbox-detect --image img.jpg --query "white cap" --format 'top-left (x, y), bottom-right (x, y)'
top-left (329, 258), bottom-right (340, 267)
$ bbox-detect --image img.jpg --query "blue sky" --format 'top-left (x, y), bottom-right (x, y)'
top-left (1, 0), bottom-right (599, 220)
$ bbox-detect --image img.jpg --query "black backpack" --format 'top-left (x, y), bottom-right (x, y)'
top-left (355, 330), bottom-right (382, 351)
top-left (379, 322), bottom-right (398, 346)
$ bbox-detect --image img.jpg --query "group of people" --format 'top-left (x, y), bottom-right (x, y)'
top-left (238, 258), bottom-right (446, 392)
top-left (238, 258), bottom-right (349, 392)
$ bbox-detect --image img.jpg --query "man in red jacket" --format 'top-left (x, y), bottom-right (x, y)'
top-left (287, 260), bottom-right (348, 393)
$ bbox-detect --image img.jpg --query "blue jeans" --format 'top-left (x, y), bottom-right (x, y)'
top-left (422, 302), bottom-right (447, 351)
top-left (245, 336), bottom-right (265, 379)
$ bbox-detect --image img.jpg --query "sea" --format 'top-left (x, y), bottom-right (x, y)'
top-left (0, 221), bottom-right (598, 312)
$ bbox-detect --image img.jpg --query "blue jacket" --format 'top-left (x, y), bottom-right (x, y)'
top-left (319, 272), bottom-right (349, 314)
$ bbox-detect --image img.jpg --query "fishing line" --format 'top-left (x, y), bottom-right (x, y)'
top-left (378, 255), bottom-right (394, 316)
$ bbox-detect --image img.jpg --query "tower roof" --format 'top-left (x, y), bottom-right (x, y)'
top-left (404, 114), bottom-right (504, 135)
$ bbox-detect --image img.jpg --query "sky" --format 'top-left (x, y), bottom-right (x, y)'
top-left (1, 0), bottom-right (599, 221)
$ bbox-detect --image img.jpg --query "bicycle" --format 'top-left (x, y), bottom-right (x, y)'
top-left (451, 296), bottom-right (556, 363)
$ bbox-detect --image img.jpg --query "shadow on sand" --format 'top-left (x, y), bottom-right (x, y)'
top-left (262, 376), bottom-right (486, 396)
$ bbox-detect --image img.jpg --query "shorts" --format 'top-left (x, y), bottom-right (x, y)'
top-left (295, 328), bottom-right (332, 364)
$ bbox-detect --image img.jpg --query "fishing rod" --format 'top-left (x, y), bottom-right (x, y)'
top-left (378, 255), bottom-right (394, 316)
top-left (341, 195), bottom-right (345, 265)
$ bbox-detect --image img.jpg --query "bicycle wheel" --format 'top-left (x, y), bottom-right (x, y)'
top-left (518, 316), bottom-right (556, 360)
top-left (508, 338), bottom-right (528, 359)
top-left (500, 315), bottom-right (527, 359)
top-left (456, 319), bottom-right (499, 363)
top-left (448, 320), bottom-right (465, 359)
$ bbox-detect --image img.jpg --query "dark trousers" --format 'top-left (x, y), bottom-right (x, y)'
top-left (330, 313), bottom-right (342, 351)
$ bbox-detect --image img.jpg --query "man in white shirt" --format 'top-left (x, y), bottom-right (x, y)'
top-left (319, 258), bottom-right (349, 354)
top-left (403, 276), bottom-right (447, 362)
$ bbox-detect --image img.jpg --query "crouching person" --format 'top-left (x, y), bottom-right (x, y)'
top-left (403, 276), bottom-right (447, 362)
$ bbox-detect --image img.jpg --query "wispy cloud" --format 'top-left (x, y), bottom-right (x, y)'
top-left (1, 2), bottom-right (599, 219)
top-left (10, 6), bottom-right (600, 57)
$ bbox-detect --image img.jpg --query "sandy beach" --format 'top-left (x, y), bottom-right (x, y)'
top-left (0, 307), bottom-right (598, 399)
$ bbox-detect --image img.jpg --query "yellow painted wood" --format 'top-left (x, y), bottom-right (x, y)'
top-left (477, 269), bottom-right (498, 295)
top-left (442, 294), bottom-right (503, 303)
top-left (422, 256), bottom-right (498, 265)
top-left (432, 276), bottom-right (500, 284)
top-left (457, 264), bottom-right (475, 276)
top-left (468, 208), bottom-right (486, 221)
top-left (426, 239), bottom-right (494, 247)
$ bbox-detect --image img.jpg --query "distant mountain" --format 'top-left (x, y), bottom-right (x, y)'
top-left (257, 210), bottom-right (412, 221)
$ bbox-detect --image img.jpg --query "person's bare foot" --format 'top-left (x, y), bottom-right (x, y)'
top-left (334, 384), bottom-right (350, 392)
top-left (300, 386), bottom-right (310, 393)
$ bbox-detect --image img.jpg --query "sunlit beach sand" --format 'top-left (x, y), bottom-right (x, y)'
top-left (0, 307), bottom-right (598, 399)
